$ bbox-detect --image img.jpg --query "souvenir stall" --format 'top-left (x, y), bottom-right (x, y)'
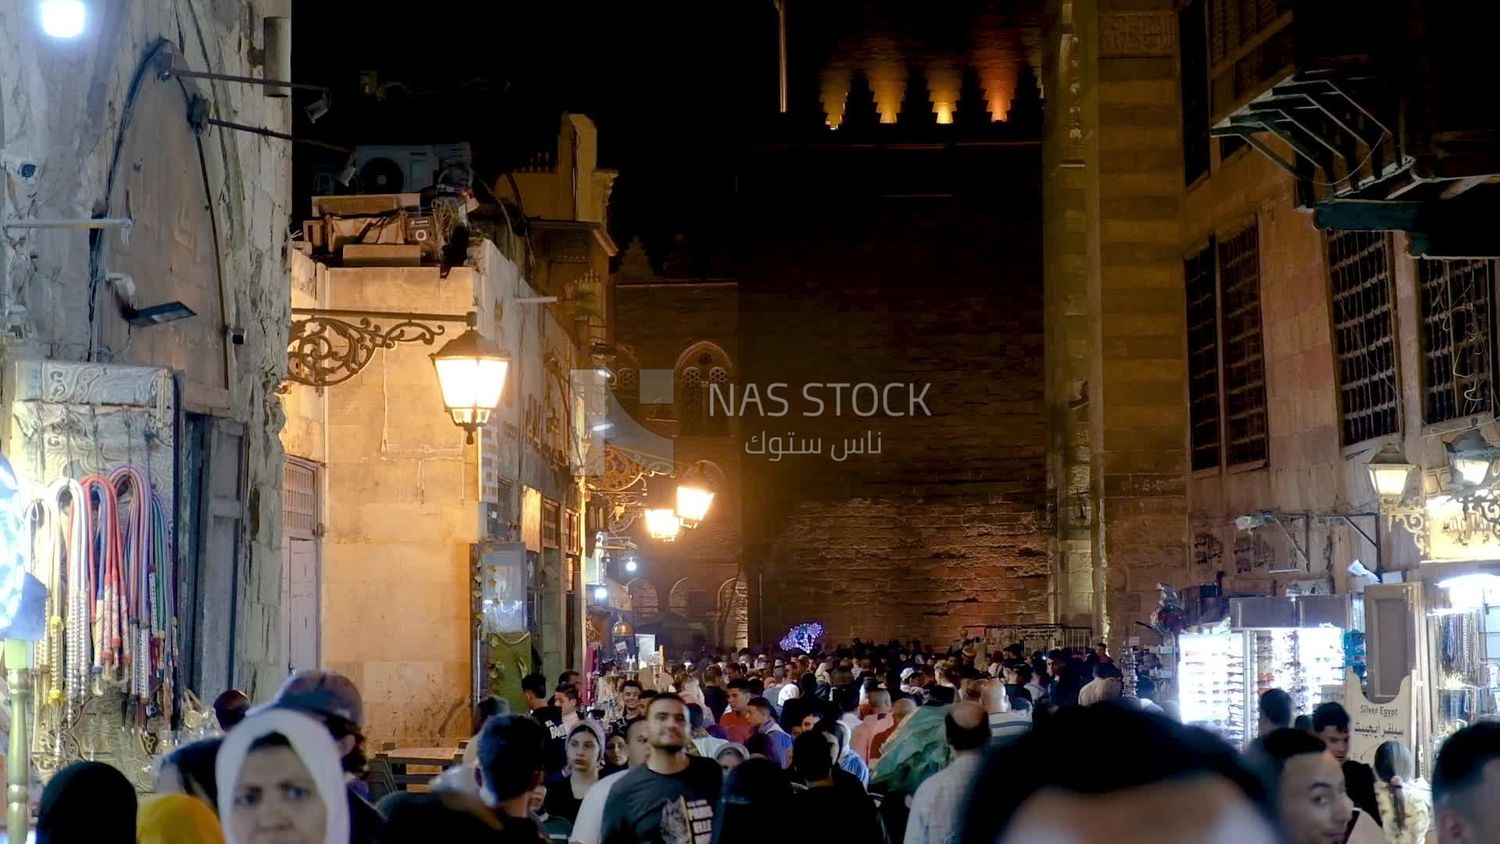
top-left (1177, 595), bottom-right (1352, 748)
top-left (1418, 564), bottom-right (1500, 763)
top-left (6, 362), bottom-right (182, 791)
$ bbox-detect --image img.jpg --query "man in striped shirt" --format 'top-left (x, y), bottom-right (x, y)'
top-left (982, 679), bottom-right (1030, 741)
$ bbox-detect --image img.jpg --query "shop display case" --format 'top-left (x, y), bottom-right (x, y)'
top-left (1180, 631), bottom-right (1250, 748)
top-left (1180, 624), bottom-right (1348, 749)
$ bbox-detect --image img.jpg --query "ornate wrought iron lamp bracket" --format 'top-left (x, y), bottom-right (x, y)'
top-left (285, 308), bottom-right (473, 387)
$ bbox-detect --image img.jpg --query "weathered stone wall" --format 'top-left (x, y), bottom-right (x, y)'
top-left (735, 144), bottom-right (1049, 645)
top-left (316, 265), bottom-right (483, 745)
top-left (0, 0), bottom-right (292, 696)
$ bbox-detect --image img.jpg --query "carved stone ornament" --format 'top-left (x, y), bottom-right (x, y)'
top-left (1099, 11), bottom-right (1177, 58)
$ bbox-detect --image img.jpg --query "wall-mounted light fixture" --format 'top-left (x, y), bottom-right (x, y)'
top-left (286, 308), bottom-right (509, 444)
top-left (38, 0), bottom-right (86, 39)
top-left (123, 302), bottom-right (195, 327)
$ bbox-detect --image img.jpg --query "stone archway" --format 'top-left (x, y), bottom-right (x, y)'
top-left (717, 575), bottom-right (749, 649)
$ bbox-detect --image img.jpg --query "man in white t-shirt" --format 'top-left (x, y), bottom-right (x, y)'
top-left (570, 716), bottom-right (650, 844)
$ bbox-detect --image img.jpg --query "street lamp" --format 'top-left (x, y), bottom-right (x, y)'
top-left (39, 0), bottom-right (86, 38)
top-left (675, 459), bottom-right (723, 528)
top-left (644, 508), bottom-right (681, 542)
top-left (1447, 429), bottom-right (1500, 488)
top-left (676, 483), bottom-right (715, 528)
top-left (1367, 442), bottom-right (1416, 500)
top-left (430, 319), bottom-right (510, 444)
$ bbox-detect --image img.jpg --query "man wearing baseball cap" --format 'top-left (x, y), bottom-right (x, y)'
top-left (256, 670), bottom-right (385, 844)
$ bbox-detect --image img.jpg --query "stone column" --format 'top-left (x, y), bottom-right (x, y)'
top-left (1046, 0), bottom-right (1191, 649)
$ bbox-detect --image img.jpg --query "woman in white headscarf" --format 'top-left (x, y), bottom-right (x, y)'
top-left (216, 709), bottom-right (351, 844)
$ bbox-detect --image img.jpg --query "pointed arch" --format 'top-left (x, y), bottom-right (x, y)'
top-left (627, 578), bottom-right (659, 616)
top-left (717, 575), bottom-right (749, 649)
top-left (668, 577), bottom-right (691, 616)
top-left (675, 341), bottom-right (733, 436)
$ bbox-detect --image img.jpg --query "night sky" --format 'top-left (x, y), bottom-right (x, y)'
top-left (292, 2), bottom-right (1041, 258)
top-left (293, 2), bottom-right (777, 253)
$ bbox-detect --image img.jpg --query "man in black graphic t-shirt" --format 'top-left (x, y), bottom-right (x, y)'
top-left (601, 694), bottom-right (722, 844)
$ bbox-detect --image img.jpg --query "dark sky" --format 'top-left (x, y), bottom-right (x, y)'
top-left (292, 2), bottom-right (1041, 253)
top-left (293, 3), bottom-right (778, 250)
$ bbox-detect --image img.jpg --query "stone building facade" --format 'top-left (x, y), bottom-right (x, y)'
top-left (1042, 0), bottom-right (1500, 653)
top-left (1, 0), bottom-right (292, 699)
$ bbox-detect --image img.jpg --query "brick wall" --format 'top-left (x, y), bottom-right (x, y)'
top-left (734, 144), bottom-right (1049, 644)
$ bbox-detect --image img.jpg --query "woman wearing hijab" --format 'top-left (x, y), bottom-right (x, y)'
top-left (542, 721), bottom-right (605, 822)
top-left (37, 761), bottom-right (137, 844)
top-left (217, 708), bottom-right (352, 844)
top-left (138, 793), bottom-right (227, 844)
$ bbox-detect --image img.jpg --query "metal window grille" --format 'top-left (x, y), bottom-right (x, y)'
top-left (680, 366), bottom-right (703, 433)
top-left (283, 459), bottom-right (319, 540)
top-left (1186, 241), bottom-right (1223, 471)
top-left (1420, 259), bottom-right (1497, 424)
top-left (1218, 223), bottom-right (1268, 466)
top-left (1328, 231), bottom-right (1399, 445)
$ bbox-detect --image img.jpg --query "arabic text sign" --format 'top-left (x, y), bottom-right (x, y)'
top-left (1344, 670), bottom-right (1412, 765)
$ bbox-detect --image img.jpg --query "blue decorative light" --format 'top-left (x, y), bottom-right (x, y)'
top-left (779, 621), bottom-right (824, 654)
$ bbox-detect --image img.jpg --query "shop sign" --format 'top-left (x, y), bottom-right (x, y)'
top-left (1425, 495), bottom-right (1500, 562)
top-left (1344, 670), bottom-right (1413, 765)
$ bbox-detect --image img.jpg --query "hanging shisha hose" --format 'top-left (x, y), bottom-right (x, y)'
top-left (80, 475), bottom-right (125, 688)
top-left (64, 478), bottom-right (94, 712)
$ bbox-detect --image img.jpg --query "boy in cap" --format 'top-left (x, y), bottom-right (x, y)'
top-left (258, 670), bottom-right (385, 844)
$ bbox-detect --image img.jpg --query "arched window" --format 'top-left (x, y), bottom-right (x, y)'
top-left (676, 344), bottom-right (732, 436)
top-left (627, 578), bottom-right (659, 616)
top-left (716, 576), bottom-right (749, 649)
top-left (614, 367), bottom-right (638, 398)
top-left (668, 578), bottom-right (691, 616)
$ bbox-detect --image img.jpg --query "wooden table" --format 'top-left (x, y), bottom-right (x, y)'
top-left (378, 747), bottom-right (463, 791)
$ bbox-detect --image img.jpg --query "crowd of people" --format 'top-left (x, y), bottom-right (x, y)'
top-left (26, 637), bottom-right (1500, 844)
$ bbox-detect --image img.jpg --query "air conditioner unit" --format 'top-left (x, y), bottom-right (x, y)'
top-left (352, 143), bottom-right (472, 194)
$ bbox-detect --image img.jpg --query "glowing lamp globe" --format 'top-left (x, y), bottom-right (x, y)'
top-left (1367, 442), bottom-right (1415, 499)
top-left (644, 508), bottom-right (681, 542)
top-left (1447, 429), bottom-right (1500, 487)
top-left (431, 322), bottom-right (509, 444)
top-left (40, 0), bottom-right (87, 39)
top-left (675, 483), bottom-right (715, 528)
top-left (593, 585), bottom-right (609, 602)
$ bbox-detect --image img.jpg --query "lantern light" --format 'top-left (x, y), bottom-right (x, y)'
top-left (675, 484), bottom-right (715, 528)
top-left (644, 508), bottom-right (681, 542)
top-left (624, 557), bottom-right (638, 573)
top-left (39, 0), bottom-right (86, 39)
top-left (593, 585), bottom-right (609, 602)
top-left (430, 314), bottom-right (510, 445)
top-left (1447, 429), bottom-right (1500, 488)
top-left (1367, 442), bottom-right (1416, 499)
